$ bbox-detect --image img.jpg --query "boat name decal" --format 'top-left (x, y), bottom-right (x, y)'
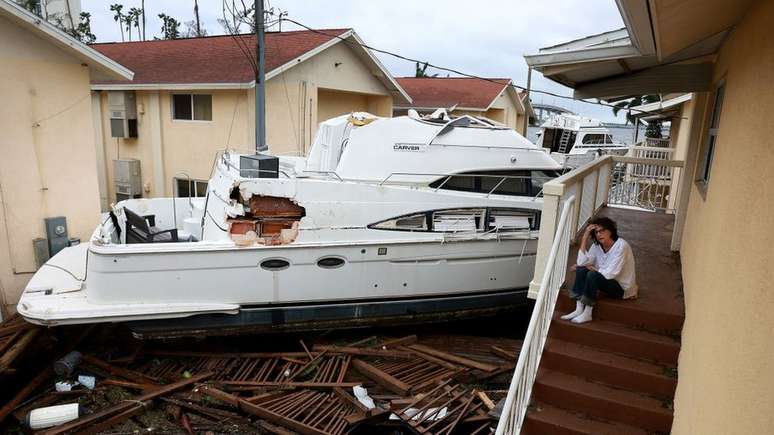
top-left (393, 143), bottom-right (427, 152)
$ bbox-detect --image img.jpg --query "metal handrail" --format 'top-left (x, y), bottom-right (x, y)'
top-left (496, 195), bottom-right (576, 434)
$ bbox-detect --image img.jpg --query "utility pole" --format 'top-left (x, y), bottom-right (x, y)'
top-left (255, 0), bottom-right (267, 152)
top-left (522, 67), bottom-right (532, 136)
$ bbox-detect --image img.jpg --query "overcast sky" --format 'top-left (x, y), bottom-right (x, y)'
top-left (82, 0), bottom-right (626, 122)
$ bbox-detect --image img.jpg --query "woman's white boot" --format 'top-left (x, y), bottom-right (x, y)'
top-left (561, 301), bottom-right (585, 320)
top-left (571, 305), bottom-right (594, 324)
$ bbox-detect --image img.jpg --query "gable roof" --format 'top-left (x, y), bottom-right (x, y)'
top-left (0, 0), bottom-right (132, 81)
top-left (89, 28), bottom-right (411, 104)
top-left (394, 77), bottom-right (514, 111)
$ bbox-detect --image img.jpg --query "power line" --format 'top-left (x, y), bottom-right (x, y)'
top-left (277, 17), bottom-right (670, 118)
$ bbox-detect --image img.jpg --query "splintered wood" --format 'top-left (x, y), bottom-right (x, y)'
top-left (0, 320), bottom-right (518, 434)
top-left (134, 351), bottom-right (351, 386)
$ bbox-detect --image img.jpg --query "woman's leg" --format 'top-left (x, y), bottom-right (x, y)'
top-left (562, 267), bottom-right (589, 320)
top-left (573, 271), bottom-right (624, 324)
top-left (569, 266), bottom-right (589, 300)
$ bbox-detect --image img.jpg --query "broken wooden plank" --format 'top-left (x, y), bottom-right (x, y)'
top-left (41, 372), bottom-right (212, 435)
top-left (0, 367), bottom-right (52, 424)
top-left (351, 359), bottom-right (411, 396)
top-left (378, 335), bottom-right (418, 349)
top-left (407, 344), bottom-right (499, 372)
top-left (201, 387), bottom-right (338, 435)
top-left (220, 381), bottom-right (362, 388)
top-left (490, 345), bottom-right (518, 361)
top-left (312, 345), bottom-right (413, 359)
top-left (0, 328), bottom-right (39, 372)
top-left (476, 390), bottom-right (496, 410)
top-left (397, 345), bottom-right (461, 371)
top-left (81, 354), bottom-right (161, 384)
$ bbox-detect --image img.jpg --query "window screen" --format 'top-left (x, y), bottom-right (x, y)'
top-left (698, 83), bottom-right (725, 188)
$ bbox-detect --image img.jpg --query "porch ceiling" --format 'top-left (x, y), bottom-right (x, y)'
top-left (525, 0), bottom-right (753, 100)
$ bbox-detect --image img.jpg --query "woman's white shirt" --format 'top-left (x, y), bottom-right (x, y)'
top-left (577, 238), bottom-right (638, 299)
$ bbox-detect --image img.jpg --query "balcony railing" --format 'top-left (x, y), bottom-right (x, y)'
top-left (495, 195), bottom-right (575, 434)
top-left (497, 154), bottom-right (683, 434)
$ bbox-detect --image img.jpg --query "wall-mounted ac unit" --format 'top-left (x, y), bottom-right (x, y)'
top-left (108, 91), bottom-right (138, 138)
top-left (113, 158), bottom-right (142, 201)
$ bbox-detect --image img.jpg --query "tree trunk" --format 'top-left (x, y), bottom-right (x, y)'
top-left (141, 0), bottom-right (146, 40)
top-left (194, 0), bottom-right (202, 36)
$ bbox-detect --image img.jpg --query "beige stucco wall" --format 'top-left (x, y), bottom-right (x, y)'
top-left (97, 40), bottom-right (396, 200)
top-left (0, 15), bottom-right (102, 314)
top-left (672, 1), bottom-right (774, 433)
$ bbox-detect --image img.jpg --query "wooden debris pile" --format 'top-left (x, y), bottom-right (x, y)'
top-left (0, 315), bottom-right (520, 434)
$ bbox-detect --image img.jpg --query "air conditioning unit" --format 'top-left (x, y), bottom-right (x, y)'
top-left (113, 158), bottom-right (142, 201)
top-left (108, 91), bottom-right (138, 138)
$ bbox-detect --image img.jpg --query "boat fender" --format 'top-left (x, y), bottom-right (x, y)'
top-left (26, 403), bottom-right (84, 430)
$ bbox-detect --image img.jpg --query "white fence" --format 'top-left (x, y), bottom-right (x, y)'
top-left (497, 154), bottom-right (684, 434)
top-left (644, 137), bottom-right (672, 148)
top-left (495, 195), bottom-right (575, 434)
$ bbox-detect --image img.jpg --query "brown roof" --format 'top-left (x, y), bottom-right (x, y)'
top-left (395, 77), bottom-right (512, 110)
top-left (90, 29), bottom-right (350, 85)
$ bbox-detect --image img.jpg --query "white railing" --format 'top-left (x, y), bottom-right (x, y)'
top-left (497, 154), bottom-right (684, 434)
top-left (495, 195), bottom-right (575, 435)
top-left (628, 145), bottom-right (675, 161)
top-left (644, 137), bottom-right (672, 148)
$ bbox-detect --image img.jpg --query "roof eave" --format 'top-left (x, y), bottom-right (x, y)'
top-left (525, 44), bottom-right (641, 68)
top-left (1, 1), bottom-right (133, 81)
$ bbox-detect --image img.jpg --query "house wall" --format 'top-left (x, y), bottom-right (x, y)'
top-left (97, 41), bottom-right (395, 199)
top-left (0, 15), bottom-right (102, 314)
top-left (673, 1), bottom-right (774, 433)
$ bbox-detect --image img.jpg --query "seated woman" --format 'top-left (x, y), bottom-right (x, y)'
top-left (561, 217), bottom-right (638, 324)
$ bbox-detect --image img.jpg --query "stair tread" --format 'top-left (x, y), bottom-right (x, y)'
top-left (526, 402), bottom-right (649, 435)
top-left (546, 338), bottom-right (676, 376)
top-left (551, 312), bottom-right (680, 347)
top-left (536, 369), bottom-right (672, 416)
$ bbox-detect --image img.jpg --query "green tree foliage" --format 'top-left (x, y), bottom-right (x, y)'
top-left (158, 13), bottom-right (181, 40)
top-left (415, 62), bottom-right (438, 78)
top-left (110, 4), bottom-right (125, 41)
top-left (612, 95), bottom-right (660, 125)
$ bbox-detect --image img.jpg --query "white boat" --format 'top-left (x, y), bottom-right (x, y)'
top-left (536, 113), bottom-right (629, 168)
top-left (17, 112), bottom-right (563, 336)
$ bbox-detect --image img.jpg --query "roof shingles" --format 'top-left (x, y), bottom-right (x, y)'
top-left (395, 77), bottom-right (511, 110)
top-left (90, 29), bottom-right (350, 85)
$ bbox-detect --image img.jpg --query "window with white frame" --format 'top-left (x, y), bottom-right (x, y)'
top-left (172, 94), bottom-right (212, 121)
top-left (697, 83), bottom-right (725, 191)
top-left (175, 178), bottom-right (208, 198)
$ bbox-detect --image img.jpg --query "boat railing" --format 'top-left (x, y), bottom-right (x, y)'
top-left (495, 195), bottom-right (575, 435)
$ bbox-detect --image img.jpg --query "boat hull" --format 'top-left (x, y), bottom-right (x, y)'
top-left (128, 287), bottom-right (530, 339)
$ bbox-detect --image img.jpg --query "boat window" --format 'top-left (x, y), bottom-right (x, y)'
top-left (429, 170), bottom-right (559, 197)
top-left (371, 212), bottom-right (428, 231)
top-left (530, 170), bottom-right (563, 196)
top-left (432, 209), bottom-right (485, 232)
top-left (489, 209), bottom-right (538, 231)
top-left (317, 257), bottom-right (346, 269)
top-left (582, 134), bottom-right (609, 144)
top-left (370, 207), bottom-right (538, 233)
top-left (260, 258), bottom-right (290, 271)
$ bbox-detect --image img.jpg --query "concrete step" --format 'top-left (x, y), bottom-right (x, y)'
top-left (523, 402), bottom-right (649, 435)
top-left (542, 338), bottom-right (677, 399)
top-left (533, 369), bottom-right (673, 433)
top-left (556, 292), bottom-right (684, 334)
top-left (550, 313), bottom-right (681, 365)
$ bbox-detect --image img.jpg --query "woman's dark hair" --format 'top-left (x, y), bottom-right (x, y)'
top-left (590, 217), bottom-right (618, 244)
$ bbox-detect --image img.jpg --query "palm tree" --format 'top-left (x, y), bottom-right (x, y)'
top-left (415, 62), bottom-right (438, 78)
top-left (612, 95), bottom-right (664, 139)
top-left (611, 95), bottom-right (660, 125)
top-left (110, 4), bottom-right (125, 42)
top-left (127, 8), bottom-right (142, 41)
